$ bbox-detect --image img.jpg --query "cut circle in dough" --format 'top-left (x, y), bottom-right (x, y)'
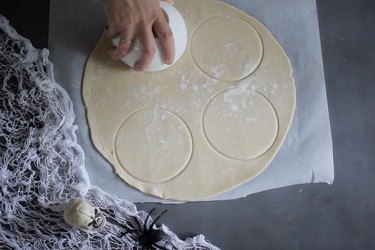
top-left (203, 88), bottom-right (278, 160)
top-left (114, 108), bottom-right (193, 183)
top-left (191, 15), bottom-right (263, 82)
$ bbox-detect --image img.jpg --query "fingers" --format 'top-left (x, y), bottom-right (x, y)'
top-left (161, 0), bottom-right (174, 5)
top-left (153, 14), bottom-right (175, 65)
top-left (133, 13), bottom-right (175, 71)
top-left (108, 28), bottom-right (135, 60)
top-left (133, 26), bottom-right (156, 71)
top-left (104, 22), bottom-right (119, 39)
top-left (103, 0), bottom-right (175, 71)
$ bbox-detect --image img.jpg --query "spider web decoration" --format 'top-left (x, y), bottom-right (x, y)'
top-left (0, 15), bottom-right (219, 250)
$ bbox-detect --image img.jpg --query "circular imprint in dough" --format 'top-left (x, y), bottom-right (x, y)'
top-left (115, 108), bottom-right (193, 183)
top-left (203, 89), bottom-right (278, 160)
top-left (191, 15), bottom-right (263, 82)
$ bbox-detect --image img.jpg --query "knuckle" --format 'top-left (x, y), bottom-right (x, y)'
top-left (112, 15), bottom-right (133, 30)
top-left (160, 30), bottom-right (173, 41)
top-left (151, 6), bottom-right (162, 18)
top-left (138, 17), bottom-right (150, 29)
top-left (126, 16), bottom-right (135, 27)
top-left (143, 47), bottom-right (156, 57)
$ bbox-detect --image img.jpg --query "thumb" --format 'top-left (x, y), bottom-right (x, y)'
top-left (161, 0), bottom-right (174, 5)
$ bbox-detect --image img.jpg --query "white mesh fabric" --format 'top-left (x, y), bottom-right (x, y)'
top-left (0, 15), bottom-right (219, 250)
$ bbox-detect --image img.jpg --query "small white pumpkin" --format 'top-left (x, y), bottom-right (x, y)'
top-left (63, 199), bottom-right (106, 231)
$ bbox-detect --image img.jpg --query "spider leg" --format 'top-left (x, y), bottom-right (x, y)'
top-left (145, 207), bottom-right (156, 229)
top-left (133, 216), bottom-right (144, 234)
top-left (149, 209), bottom-right (168, 229)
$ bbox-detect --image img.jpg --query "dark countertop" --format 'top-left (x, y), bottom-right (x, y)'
top-left (2, 0), bottom-right (374, 249)
top-left (1, 0), bottom-right (49, 49)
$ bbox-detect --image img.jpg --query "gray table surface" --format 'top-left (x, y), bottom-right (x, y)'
top-left (135, 0), bottom-right (375, 249)
top-left (3, 0), bottom-right (374, 249)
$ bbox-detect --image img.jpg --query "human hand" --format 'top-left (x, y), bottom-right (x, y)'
top-left (103, 0), bottom-right (175, 71)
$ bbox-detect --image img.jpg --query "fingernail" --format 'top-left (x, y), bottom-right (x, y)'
top-left (119, 47), bottom-right (129, 55)
top-left (166, 58), bottom-right (173, 65)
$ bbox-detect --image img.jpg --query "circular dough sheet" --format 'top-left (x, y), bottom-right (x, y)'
top-left (83, 0), bottom-right (295, 201)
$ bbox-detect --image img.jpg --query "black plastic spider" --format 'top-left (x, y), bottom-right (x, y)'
top-left (121, 208), bottom-right (172, 250)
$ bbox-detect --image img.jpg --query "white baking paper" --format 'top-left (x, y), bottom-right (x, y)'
top-left (48, 0), bottom-right (334, 202)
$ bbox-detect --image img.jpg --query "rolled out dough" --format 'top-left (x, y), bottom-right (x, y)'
top-left (83, 0), bottom-right (295, 201)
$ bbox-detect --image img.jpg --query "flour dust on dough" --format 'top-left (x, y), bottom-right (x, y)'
top-left (203, 88), bottom-right (278, 160)
top-left (83, 0), bottom-right (295, 201)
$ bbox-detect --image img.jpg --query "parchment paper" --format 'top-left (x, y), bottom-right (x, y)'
top-left (48, 0), bottom-right (334, 202)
